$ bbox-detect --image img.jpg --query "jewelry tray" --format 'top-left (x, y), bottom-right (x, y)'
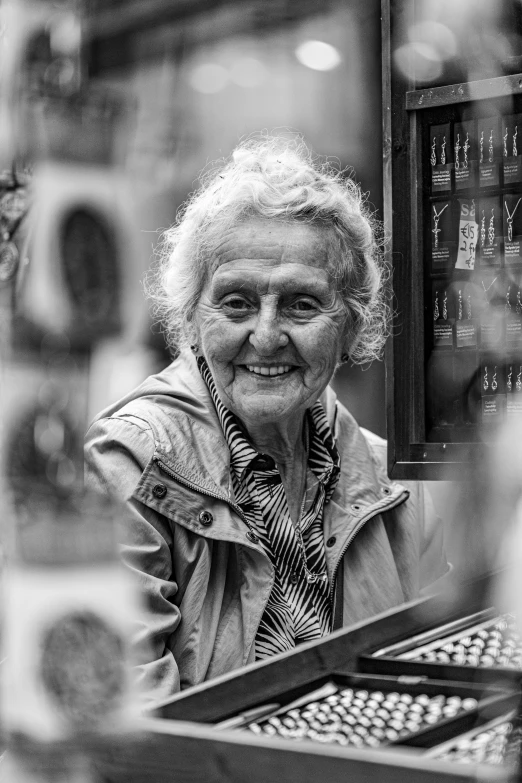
top-left (424, 709), bottom-right (522, 769)
top-left (359, 609), bottom-right (522, 688)
top-left (211, 670), bottom-right (518, 752)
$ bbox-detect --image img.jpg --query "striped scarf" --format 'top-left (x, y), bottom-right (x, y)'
top-left (198, 357), bottom-right (340, 659)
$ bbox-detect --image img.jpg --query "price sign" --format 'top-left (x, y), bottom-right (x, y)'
top-left (456, 200), bottom-right (478, 270)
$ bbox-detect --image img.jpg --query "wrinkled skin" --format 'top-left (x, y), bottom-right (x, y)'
top-left (193, 217), bottom-right (349, 462)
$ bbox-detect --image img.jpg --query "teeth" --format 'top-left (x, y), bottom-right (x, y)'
top-left (246, 365), bottom-right (292, 376)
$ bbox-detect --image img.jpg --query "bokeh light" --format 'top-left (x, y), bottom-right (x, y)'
top-left (229, 57), bottom-right (267, 88)
top-left (295, 40), bottom-right (341, 72)
top-left (408, 21), bottom-right (457, 59)
top-left (394, 41), bottom-right (443, 84)
top-left (48, 12), bottom-right (82, 55)
top-left (189, 62), bottom-right (229, 94)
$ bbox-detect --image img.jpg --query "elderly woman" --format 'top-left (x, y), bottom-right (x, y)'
top-left (85, 137), bottom-right (448, 704)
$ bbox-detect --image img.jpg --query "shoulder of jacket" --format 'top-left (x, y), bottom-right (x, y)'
top-left (85, 410), bottom-right (155, 448)
top-left (333, 399), bottom-right (387, 461)
top-left (333, 401), bottom-right (424, 506)
top-left (359, 425), bottom-right (387, 455)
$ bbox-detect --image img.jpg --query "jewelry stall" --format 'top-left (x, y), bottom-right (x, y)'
top-left (89, 1), bottom-right (522, 780)
top-left (3, 0), bottom-right (522, 781)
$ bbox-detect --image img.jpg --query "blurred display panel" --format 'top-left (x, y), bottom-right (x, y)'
top-left (384, 0), bottom-right (522, 476)
top-left (0, 0), bottom-right (153, 750)
top-left (423, 106), bottom-right (522, 445)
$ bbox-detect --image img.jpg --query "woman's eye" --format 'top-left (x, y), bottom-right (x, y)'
top-left (290, 299), bottom-right (316, 312)
top-left (223, 297), bottom-right (252, 311)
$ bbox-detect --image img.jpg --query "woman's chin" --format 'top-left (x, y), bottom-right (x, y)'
top-left (234, 397), bottom-right (309, 432)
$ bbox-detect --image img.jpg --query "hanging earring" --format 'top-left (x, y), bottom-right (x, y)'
top-left (492, 366), bottom-right (498, 391)
top-left (430, 136), bottom-right (437, 167)
top-left (488, 208), bottom-right (495, 247)
top-left (517, 367), bottom-right (522, 392)
top-left (454, 133), bottom-right (461, 169)
top-left (190, 344), bottom-right (199, 353)
top-left (433, 291), bottom-right (440, 321)
top-left (483, 366), bottom-right (489, 392)
top-left (507, 365), bottom-right (513, 392)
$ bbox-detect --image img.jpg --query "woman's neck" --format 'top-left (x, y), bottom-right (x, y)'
top-left (245, 415), bottom-right (308, 526)
top-left (245, 415), bottom-right (306, 468)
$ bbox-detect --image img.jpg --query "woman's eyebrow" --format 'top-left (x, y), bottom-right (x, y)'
top-left (211, 278), bottom-right (251, 296)
top-left (212, 270), bottom-right (332, 296)
top-left (212, 280), bottom-right (332, 301)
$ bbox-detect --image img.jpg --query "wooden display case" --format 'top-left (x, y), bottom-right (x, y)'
top-left (384, 0), bottom-right (522, 479)
top-left (88, 577), bottom-right (518, 782)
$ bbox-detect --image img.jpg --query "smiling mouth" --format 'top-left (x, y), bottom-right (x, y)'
top-left (244, 364), bottom-right (294, 377)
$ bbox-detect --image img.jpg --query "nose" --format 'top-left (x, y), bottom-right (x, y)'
top-left (249, 302), bottom-right (288, 355)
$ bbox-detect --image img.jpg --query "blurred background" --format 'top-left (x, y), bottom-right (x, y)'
top-left (82, 0), bottom-right (387, 434)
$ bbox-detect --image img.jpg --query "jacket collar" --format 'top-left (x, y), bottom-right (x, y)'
top-left (100, 350), bottom-right (404, 520)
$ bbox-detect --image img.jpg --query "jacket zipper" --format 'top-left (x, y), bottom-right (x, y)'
top-left (155, 456), bottom-right (273, 662)
top-left (329, 490), bottom-right (410, 602)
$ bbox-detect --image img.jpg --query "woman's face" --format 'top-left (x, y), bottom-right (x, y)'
top-left (194, 218), bottom-right (348, 429)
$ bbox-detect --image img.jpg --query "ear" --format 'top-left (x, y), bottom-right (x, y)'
top-left (339, 318), bottom-right (355, 363)
top-left (185, 311), bottom-right (200, 347)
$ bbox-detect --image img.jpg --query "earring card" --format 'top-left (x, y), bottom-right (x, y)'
top-left (502, 113), bottom-right (522, 185)
top-left (430, 123), bottom-right (452, 194)
top-left (454, 120), bottom-right (477, 191)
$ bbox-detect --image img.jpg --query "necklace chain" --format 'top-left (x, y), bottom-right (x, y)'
top-left (481, 276), bottom-right (498, 295)
top-left (505, 198), bottom-right (522, 222)
top-left (433, 203), bottom-right (448, 221)
top-left (505, 198), bottom-right (522, 241)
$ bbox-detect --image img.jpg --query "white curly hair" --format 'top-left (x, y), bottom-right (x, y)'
top-left (146, 135), bottom-right (389, 364)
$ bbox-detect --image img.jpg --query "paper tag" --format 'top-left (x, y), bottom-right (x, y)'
top-left (480, 314), bottom-right (503, 348)
top-left (482, 394), bottom-right (505, 420)
top-left (504, 157), bottom-right (522, 185)
top-left (456, 319), bottom-right (477, 348)
top-left (431, 165), bottom-right (452, 193)
top-left (505, 239), bottom-right (522, 263)
top-left (433, 321), bottom-right (453, 349)
top-left (455, 161), bottom-right (477, 191)
top-left (455, 201), bottom-right (478, 270)
top-left (506, 315), bottom-right (522, 346)
top-left (507, 396), bottom-right (522, 416)
top-left (479, 163), bottom-right (499, 187)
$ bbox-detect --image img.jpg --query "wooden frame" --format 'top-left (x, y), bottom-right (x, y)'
top-left (93, 715), bottom-right (509, 783)
top-left (85, 575), bottom-right (515, 783)
top-left (384, 0), bottom-right (522, 479)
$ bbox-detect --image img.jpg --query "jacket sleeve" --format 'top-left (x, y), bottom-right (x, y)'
top-left (84, 415), bottom-right (181, 706)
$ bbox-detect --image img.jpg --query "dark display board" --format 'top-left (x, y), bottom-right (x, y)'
top-left (384, 0), bottom-right (522, 478)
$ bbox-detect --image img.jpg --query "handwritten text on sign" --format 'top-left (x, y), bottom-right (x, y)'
top-left (456, 200), bottom-right (478, 270)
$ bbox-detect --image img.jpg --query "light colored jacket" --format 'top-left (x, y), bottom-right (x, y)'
top-left (85, 352), bottom-right (448, 704)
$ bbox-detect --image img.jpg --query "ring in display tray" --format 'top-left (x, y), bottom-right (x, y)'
top-left (360, 610), bottom-right (522, 687)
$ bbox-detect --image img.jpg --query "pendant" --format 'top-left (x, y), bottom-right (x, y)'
top-left (306, 572), bottom-right (327, 584)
